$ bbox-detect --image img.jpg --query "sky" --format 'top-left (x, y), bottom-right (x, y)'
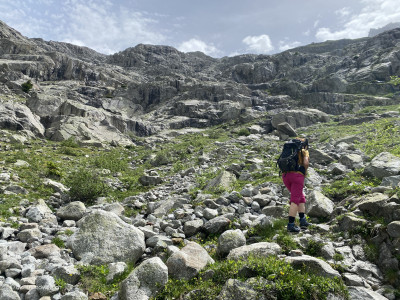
top-left (0, 0), bottom-right (399, 58)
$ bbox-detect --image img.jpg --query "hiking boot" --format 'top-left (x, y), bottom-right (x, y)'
top-left (300, 217), bottom-right (311, 229)
top-left (287, 223), bottom-right (300, 233)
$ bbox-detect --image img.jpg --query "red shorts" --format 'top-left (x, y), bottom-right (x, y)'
top-left (282, 172), bottom-right (306, 205)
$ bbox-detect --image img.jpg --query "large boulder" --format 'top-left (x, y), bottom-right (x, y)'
top-left (353, 193), bottom-right (388, 215)
top-left (338, 213), bottom-right (368, 231)
top-left (205, 170), bottom-right (237, 191)
top-left (306, 191), bottom-right (334, 218)
top-left (203, 216), bottom-right (231, 234)
top-left (217, 229), bottom-right (246, 257)
top-left (25, 199), bottom-right (54, 223)
top-left (166, 242), bottom-right (214, 280)
top-left (339, 153), bottom-right (364, 170)
top-left (0, 284), bottom-right (20, 300)
top-left (363, 152), bottom-right (400, 179)
top-left (308, 148), bottom-right (334, 165)
top-left (227, 242), bottom-right (281, 261)
top-left (119, 257), bottom-right (168, 300)
top-left (387, 221), bottom-right (400, 238)
top-left (347, 286), bottom-right (388, 300)
top-left (217, 279), bottom-right (264, 300)
top-left (271, 108), bottom-right (330, 129)
top-left (285, 255), bottom-right (340, 278)
top-left (67, 210), bottom-right (145, 265)
top-left (56, 201), bottom-right (86, 221)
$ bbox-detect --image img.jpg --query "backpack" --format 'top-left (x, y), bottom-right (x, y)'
top-left (277, 139), bottom-right (304, 174)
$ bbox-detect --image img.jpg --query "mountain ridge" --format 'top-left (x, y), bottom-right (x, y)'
top-left (0, 20), bottom-right (400, 145)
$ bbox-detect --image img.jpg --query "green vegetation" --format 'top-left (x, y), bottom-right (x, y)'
top-left (65, 168), bottom-right (109, 204)
top-left (333, 253), bottom-right (344, 262)
top-left (54, 277), bottom-right (67, 293)
top-left (389, 75), bottom-right (400, 86)
top-left (2, 102), bottom-right (400, 298)
top-left (247, 219), bottom-right (298, 254)
top-left (322, 169), bottom-right (379, 201)
top-left (52, 237), bottom-right (65, 248)
top-left (304, 240), bottom-right (325, 257)
top-left (155, 255), bottom-right (349, 300)
top-left (237, 128), bottom-right (251, 136)
top-left (21, 80), bottom-right (33, 93)
top-left (77, 262), bottom-right (135, 298)
top-left (45, 161), bottom-right (63, 178)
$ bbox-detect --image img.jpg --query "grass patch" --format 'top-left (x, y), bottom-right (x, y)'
top-left (322, 169), bottom-right (379, 201)
top-left (247, 219), bottom-right (299, 255)
top-left (155, 255), bottom-right (349, 300)
top-left (52, 237), bottom-right (65, 248)
top-left (91, 148), bottom-right (130, 173)
top-left (77, 262), bottom-right (135, 298)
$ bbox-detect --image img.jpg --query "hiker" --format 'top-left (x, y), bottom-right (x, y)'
top-left (281, 138), bottom-right (310, 232)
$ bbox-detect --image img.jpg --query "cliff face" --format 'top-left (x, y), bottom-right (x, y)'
top-left (0, 20), bottom-right (400, 144)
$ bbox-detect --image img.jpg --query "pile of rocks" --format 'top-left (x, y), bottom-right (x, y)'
top-left (1, 122), bottom-right (400, 299)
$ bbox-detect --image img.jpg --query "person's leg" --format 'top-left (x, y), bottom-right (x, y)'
top-left (298, 203), bottom-right (311, 228)
top-left (298, 203), bottom-right (305, 213)
top-left (289, 173), bottom-right (311, 229)
top-left (283, 173), bottom-right (301, 232)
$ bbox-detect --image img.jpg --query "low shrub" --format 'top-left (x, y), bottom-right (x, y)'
top-left (65, 168), bottom-right (108, 204)
top-left (21, 80), bottom-right (33, 93)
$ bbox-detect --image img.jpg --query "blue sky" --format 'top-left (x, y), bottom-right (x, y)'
top-left (0, 0), bottom-right (399, 57)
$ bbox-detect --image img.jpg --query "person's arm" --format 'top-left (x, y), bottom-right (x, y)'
top-left (303, 156), bottom-right (309, 173)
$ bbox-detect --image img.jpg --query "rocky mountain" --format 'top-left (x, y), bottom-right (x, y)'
top-left (1, 20), bottom-right (400, 146)
top-left (1, 20), bottom-right (400, 300)
top-left (369, 23), bottom-right (400, 37)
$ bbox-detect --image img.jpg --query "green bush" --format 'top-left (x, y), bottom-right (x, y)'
top-left (21, 80), bottom-right (33, 93)
top-left (304, 240), bottom-right (325, 257)
top-left (45, 161), bottom-right (63, 178)
top-left (65, 168), bottom-right (108, 203)
top-left (52, 237), bottom-right (65, 248)
top-left (60, 137), bottom-right (79, 148)
top-left (59, 146), bottom-right (80, 156)
top-left (237, 128), bottom-right (251, 136)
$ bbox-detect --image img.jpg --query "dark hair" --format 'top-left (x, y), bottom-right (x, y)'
top-left (295, 137), bottom-right (309, 149)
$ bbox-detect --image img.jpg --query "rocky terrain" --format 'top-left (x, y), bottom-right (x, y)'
top-left (0, 20), bottom-right (400, 300)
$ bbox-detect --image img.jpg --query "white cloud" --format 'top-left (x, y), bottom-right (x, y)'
top-left (242, 34), bottom-right (274, 54)
top-left (59, 1), bottom-right (166, 54)
top-left (0, 0), bottom-right (167, 54)
top-left (335, 7), bottom-right (351, 17)
top-left (279, 40), bottom-right (302, 52)
top-left (177, 38), bottom-right (221, 57)
top-left (316, 0), bottom-right (400, 41)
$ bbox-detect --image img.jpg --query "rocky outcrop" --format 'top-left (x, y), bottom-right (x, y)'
top-left (2, 21), bottom-right (400, 144)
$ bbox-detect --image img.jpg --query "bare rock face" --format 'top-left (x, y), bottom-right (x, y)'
top-left (0, 101), bottom-right (45, 137)
top-left (1, 21), bottom-right (400, 144)
top-left (67, 210), bottom-right (145, 265)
